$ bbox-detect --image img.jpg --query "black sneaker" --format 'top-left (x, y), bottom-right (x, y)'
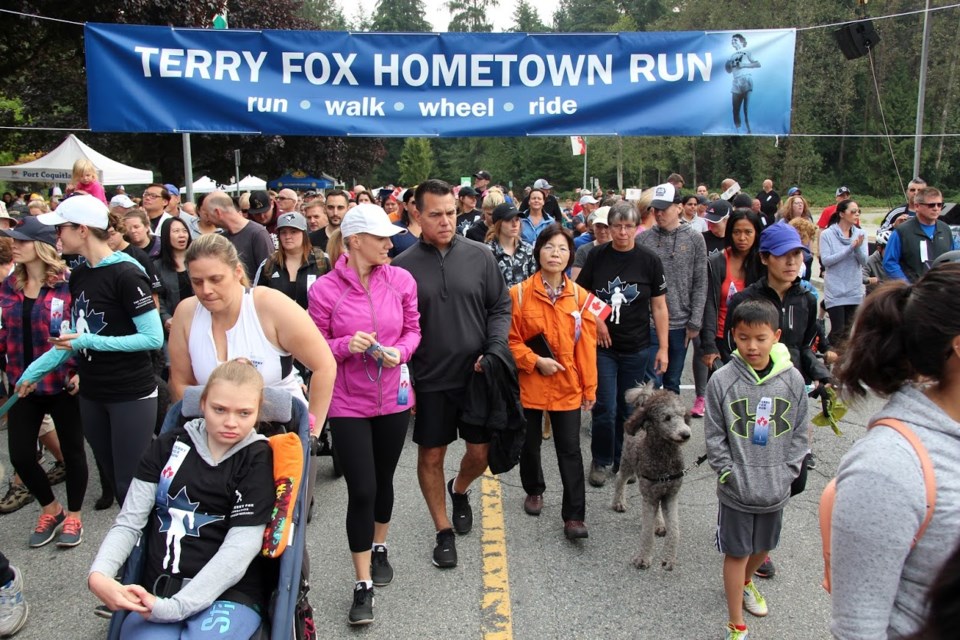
top-left (755, 556), bottom-right (776, 579)
top-left (447, 479), bottom-right (472, 535)
top-left (371, 545), bottom-right (394, 586)
top-left (805, 452), bottom-right (817, 471)
top-left (348, 583), bottom-right (374, 625)
top-left (432, 528), bottom-right (457, 569)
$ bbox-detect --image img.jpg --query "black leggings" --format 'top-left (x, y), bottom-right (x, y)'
top-left (8, 392), bottom-right (87, 512)
top-left (520, 408), bottom-right (585, 521)
top-left (79, 395), bottom-right (157, 504)
top-left (330, 411), bottom-right (410, 553)
top-left (827, 304), bottom-right (859, 349)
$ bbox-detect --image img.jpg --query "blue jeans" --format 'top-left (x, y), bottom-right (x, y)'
top-left (646, 327), bottom-right (690, 395)
top-left (592, 347), bottom-right (654, 468)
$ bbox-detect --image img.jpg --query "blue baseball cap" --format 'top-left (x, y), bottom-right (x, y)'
top-left (759, 222), bottom-right (810, 256)
top-left (164, 184), bottom-right (180, 197)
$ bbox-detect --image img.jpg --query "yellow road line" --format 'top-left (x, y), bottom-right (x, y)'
top-left (480, 473), bottom-right (513, 640)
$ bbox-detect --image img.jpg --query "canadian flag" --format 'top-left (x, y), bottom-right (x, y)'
top-left (582, 293), bottom-right (612, 322)
top-left (570, 136), bottom-right (586, 156)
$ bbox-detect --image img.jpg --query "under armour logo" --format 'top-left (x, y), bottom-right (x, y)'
top-left (728, 398), bottom-right (792, 439)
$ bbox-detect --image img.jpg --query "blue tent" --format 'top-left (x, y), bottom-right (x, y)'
top-left (268, 172), bottom-right (333, 190)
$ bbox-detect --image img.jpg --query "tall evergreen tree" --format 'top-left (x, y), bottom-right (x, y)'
top-left (446, 0), bottom-right (498, 32)
top-left (398, 138), bottom-right (435, 185)
top-left (370, 0), bottom-right (432, 32)
top-left (510, 0), bottom-right (548, 32)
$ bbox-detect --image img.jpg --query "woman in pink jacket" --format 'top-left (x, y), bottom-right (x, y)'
top-left (308, 204), bottom-right (421, 626)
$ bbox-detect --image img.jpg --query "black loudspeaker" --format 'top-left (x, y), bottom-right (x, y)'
top-left (834, 20), bottom-right (881, 60)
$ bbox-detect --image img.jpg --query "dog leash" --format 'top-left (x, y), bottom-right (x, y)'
top-left (641, 453), bottom-right (709, 484)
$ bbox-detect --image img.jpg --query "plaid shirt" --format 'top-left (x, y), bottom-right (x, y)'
top-left (0, 274), bottom-right (74, 395)
top-left (488, 239), bottom-right (536, 287)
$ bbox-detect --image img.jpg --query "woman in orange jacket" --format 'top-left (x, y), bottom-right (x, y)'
top-left (508, 224), bottom-right (598, 540)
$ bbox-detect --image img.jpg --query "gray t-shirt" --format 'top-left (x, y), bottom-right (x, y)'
top-left (226, 222), bottom-right (274, 282)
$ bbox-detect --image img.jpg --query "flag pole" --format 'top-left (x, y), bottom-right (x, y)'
top-left (582, 137), bottom-right (588, 191)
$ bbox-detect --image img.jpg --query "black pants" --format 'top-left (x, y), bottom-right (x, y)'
top-left (520, 408), bottom-right (585, 521)
top-left (0, 550), bottom-right (12, 585)
top-left (79, 395), bottom-right (157, 504)
top-left (827, 304), bottom-right (859, 348)
top-left (330, 411), bottom-right (409, 553)
top-left (8, 392), bottom-right (87, 511)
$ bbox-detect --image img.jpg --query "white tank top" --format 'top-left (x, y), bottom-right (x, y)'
top-left (188, 289), bottom-right (306, 404)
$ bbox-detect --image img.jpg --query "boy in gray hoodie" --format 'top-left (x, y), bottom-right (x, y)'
top-left (704, 299), bottom-right (809, 640)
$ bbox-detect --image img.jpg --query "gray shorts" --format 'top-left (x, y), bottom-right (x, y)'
top-left (715, 502), bottom-right (783, 557)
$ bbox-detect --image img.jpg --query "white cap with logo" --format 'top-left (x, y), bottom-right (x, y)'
top-left (38, 194), bottom-right (109, 230)
top-left (340, 203), bottom-right (407, 239)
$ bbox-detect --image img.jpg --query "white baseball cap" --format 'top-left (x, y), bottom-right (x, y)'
top-left (579, 194), bottom-right (598, 205)
top-left (38, 194), bottom-right (109, 230)
top-left (109, 194), bottom-right (136, 209)
top-left (340, 203), bottom-right (407, 239)
top-left (650, 183), bottom-right (680, 210)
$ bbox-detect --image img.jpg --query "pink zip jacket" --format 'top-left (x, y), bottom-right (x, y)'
top-left (308, 254), bottom-right (421, 418)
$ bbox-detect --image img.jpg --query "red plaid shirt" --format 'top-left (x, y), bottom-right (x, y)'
top-left (0, 274), bottom-right (75, 395)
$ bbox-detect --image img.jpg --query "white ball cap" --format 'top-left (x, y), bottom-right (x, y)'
top-left (37, 194), bottom-right (109, 230)
top-left (340, 203), bottom-right (407, 240)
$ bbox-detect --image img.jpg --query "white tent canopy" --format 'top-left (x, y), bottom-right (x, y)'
top-left (182, 175), bottom-right (219, 194)
top-left (0, 134), bottom-right (153, 185)
top-left (224, 175), bottom-right (267, 193)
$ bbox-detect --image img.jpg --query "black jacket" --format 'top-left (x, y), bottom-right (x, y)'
top-left (724, 277), bottom-right (831, 383)
top-left (254, 249), bottom-right (329, 310)
top-left (461, 342), bottom-right (526, 474)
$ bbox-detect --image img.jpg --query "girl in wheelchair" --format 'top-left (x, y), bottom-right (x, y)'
top-left (88, 359), bottom-right (274, 639)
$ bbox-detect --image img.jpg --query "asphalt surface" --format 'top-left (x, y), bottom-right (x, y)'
top-left (0, 346), bottom-right (886, 640)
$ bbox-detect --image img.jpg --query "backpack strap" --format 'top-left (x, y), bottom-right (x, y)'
top-left (870, 418), bottom-right (937, 545)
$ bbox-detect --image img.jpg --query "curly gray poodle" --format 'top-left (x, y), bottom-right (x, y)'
top-left (611, 382), bottom-right (692, 570)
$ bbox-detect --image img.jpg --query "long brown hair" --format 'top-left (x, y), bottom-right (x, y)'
top-left (14, 241), bottom-right (66, 290)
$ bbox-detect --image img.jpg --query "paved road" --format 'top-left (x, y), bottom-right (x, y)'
top-left (0, 361), bottom-right (884, 640)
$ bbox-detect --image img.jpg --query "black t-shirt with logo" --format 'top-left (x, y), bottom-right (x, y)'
top-left (69, 260), bottom-right (157, 401)
top-left (575, 243), bottom-right (667, 353)
top-left (702, 231), bottom-right (726, 256)
top-left (137, 428), bottom-right (274, 606)
top-left (122, 244), bottom-right (164, 293)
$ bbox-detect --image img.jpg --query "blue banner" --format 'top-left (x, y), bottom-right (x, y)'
top-left (85, 24), bottom-right (795, 137)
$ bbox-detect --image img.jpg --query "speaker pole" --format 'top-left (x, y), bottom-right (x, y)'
top-left (914, 0), bottom-right (932, 178)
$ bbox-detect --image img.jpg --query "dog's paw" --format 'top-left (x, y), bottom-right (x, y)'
top-left (662, 560), bottom-right (674, 571)
top-left (632, 555), bottom-right (652, 570)
top-left (611, 500), bottom-right (627, 513)
top-left (655, 525), bottom-right (667, 537)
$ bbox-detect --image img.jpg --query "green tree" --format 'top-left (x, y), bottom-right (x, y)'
top-left (553, 0), bottom-right (620, 33)
top-left (446, 0), bottom-right (498, 33)
top-left (299, 0), bottom-right (348, 30)
top-left (369, 0), bottom-right (432, 32)
top-left (398, 138), bottom-right (435, 185)
top-left (509, 0), bottom-right (548, 32)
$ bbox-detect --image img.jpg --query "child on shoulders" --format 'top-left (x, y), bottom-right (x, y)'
top-left (705, 299), bottom-right (809, 640)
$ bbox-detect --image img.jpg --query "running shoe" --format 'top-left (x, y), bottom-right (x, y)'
top-left (447, 479), bottom-right (472, 535)
top-left (45, 462), bottom-right (66, 486)
top-left (432, 529), bottom-right (457, 569)
top-left (755, 556), bottom-right (776, 579)
top-left (57, 516), bottom-right (83, 548)
top-left (725, 622), bottom-right (749, 640)
top-left (691, 396), bottom-right (706, 418)
top-left (370, 545), bottom-right (393, 587)
top-left (742, 581), bottom-right (768, 617)
top-left (0, 566), bottom-right (28, 637)
top-left (348, 583), bottom-right (374, 625)
top-left (28, 510), bottom-right (65, 548)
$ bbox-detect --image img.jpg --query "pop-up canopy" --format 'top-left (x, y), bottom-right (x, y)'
top-left (0, 134), bottom-right (153, 185)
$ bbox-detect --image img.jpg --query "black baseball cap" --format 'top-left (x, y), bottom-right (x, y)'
top-left (492, 203), bottom-right (520, 223)
top-left (0, 216), bottom-right (58, 247)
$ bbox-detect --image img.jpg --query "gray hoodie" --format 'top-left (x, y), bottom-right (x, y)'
top-left (830, 385), bottom-right (960, 640)
top-left (89, 420), bottom-right (269, 623)
top-left (704, 343), bottom-right (809, 514)
top-left (819, 224), bottom-right (868, 308)
top-left (637, 223), bottom-right (708, 331)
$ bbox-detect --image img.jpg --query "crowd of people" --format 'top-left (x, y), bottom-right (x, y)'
top-left (0, 163), bottom-right (958, 639)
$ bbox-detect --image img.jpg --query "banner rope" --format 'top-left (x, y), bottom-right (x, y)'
top-left (3, 4), bottom-right (960, 34)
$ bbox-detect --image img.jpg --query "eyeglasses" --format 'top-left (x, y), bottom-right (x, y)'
top-left (56, 223), bottom-right (79, 235)
top-left (142, 192), bottom-right (162, 199)
top-left (611, 224), bottom-right (637, 232)
top-left (919, 202), bottom-right (944, 209)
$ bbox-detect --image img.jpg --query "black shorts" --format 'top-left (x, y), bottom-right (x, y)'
top-left (715, 503), bottom-right (783, 558)
top-left (413, 389), bottom-right (491, 448)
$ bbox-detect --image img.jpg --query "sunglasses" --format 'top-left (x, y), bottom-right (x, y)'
top-left (919, 202), bottom-right (944, 209)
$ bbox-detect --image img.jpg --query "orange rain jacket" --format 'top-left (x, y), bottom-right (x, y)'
top-left (508, 274), bottom-right (598, 411)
